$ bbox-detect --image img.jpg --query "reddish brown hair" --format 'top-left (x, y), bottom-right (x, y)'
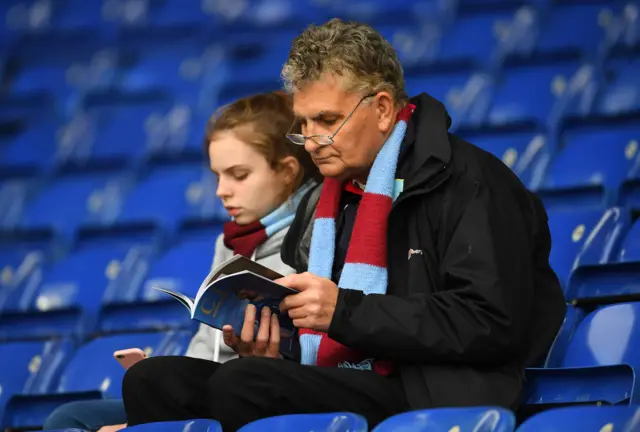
top-left (204, 91), bottom-right (322, 192)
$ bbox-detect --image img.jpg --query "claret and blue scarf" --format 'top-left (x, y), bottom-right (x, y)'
top-left (299, 103), bottom-right (416, 375)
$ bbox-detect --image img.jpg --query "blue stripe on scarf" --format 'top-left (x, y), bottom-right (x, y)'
top-left (300, 333), bottom-right (322, 365)
top-left (363, 120), bottom-right (407, 197)
top-left (338, 263), bottom-right (387, 294)
top-left (308, 217), bottom-right (335, 279)
top-left (260, 181), bottom-right (315, 235)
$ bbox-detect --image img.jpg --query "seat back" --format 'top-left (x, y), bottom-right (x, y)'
top-left (239, 412), bottom-right (368, 432)
top-left (517, 405), bottom-right (640, 431)
top-left (372, 406), bottom-right (515, 432)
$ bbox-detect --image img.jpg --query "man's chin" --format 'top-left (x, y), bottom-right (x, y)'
top-left (318, 163), bottom-right (346, 179)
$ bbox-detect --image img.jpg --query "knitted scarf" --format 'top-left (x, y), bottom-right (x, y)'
top-left (223, 181), bottom-right (315, 258)
top-left (299, 104), bottom-right (415, 374)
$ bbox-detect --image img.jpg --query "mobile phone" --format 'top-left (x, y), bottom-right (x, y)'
top-left (114, 348), bottom-right (148, 370)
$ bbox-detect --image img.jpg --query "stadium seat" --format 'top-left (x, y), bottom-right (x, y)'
top-left (372, 406), bottom-right (515, 432)
top-left (567, 218), bottom-right (640, 302)
top-left (534, 3), bottom-right (612, 59)
top-left (0, 246), bottom-right (46, 313)
top-left (0, 338), bottom-right (75, 427)
top-left (524, 302), bottom-right (640, 407)
top-left (598, 56), bottom-right (640, 116)
top-left (82, 96), bottom-right (176, 166)
top-left (0, 177), bottom-right (31, 229)
top-left (121, 419), bottom-right (222, 432)
top-left (17, 170), bottom-right (132, 236)
top-left (2, 331), bottom-right (190, 429)
top-left (487, 62), bottom-right (593, 128)
top-left (460, 131), bottom-right (549, 189)
top-left (538, 123), bottom-right (640, 210)
top-left (0, 122), bottom-right (60, 174)
top-left (100, 225), bottom-right (222, 332)
top-left (405, 70), bottom-right (492, 129)
top-left (517, 405), bottom-right (640, 432)
top-left (239, 412), bottom-right (368, 432)
top-left (0, 233), bottom-right (157, 340)
top-left (542, 304), bottom-right (585, 368)
top-left (112, 162), bottom-right (221, 230)
top-left (546, 208), bottom-right (605, 288)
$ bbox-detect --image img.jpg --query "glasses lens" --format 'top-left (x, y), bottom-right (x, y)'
top-left (286, 134), bottom-right (306, 145)
top-left (312, 135), bottom-right (333, 146)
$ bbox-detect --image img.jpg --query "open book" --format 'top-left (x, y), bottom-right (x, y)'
top-left (153, 255), bottom-right (300, 359)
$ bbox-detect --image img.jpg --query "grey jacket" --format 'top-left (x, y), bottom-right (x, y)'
top-left (184, 228), bottom-right (296, 362)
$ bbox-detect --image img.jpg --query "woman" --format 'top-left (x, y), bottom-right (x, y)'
top-left (42, 90), bottom-right (321, 431)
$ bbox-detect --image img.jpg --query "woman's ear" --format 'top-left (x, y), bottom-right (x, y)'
top-left (277, 155), bottom-right (301, 186)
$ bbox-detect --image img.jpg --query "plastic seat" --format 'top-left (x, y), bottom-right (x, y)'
top-left (524, 302), bottom-right (640, 407)
top-left (121, 419), bottom-right (221, 432)
top-left (372, 406), bottom-right (515, 432)
top-left (100, 226), bottom-right (223, 332)
top-left (546, 208), bottom-right (605, 288)
top-left (0, 234), bottom-right (156, 340)
top-left (542, 304), bottom-right (585, 368)
top-left (405, 71), bottom-right (492, 129)
top-left (0, 339), bottom-right (75, 427)
top-left (535, 3), bottom-right (611, 58)
top-left (517, 405), bottom-right (640, 432)
top-left (567, 218), bottom-right (640, 302)
top-left (83, 97), bottom-right (175, 165)
top-left (113, 163), bottom-right (219, 230)
top-left (0, 177), bottom-right (31, 229)
top-left (0, 122), bottom-right (60, 174)
top-left (0, 246), bottom-right (46, 314)
top-left (538, 123), bottom-right (640, 210)
top-left (18, 171), bottom-right (131, 237)
top-left (487, 62), bottom-right (591, 128)
top-left (3, 331), bottom-right (189, 429)
top-left (597, 56), bottom-right (640, 116)
top-left (462, 131), bottom-right (549, 189)
top-left (239, 412), bottom-right (368, 432)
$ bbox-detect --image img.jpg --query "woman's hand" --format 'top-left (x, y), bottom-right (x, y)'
top-left (222, 304), bottom-right (281, 358)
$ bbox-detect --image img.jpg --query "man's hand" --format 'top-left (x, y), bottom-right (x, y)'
top-left (222, 304), bottom-right (281, 358)
top-left (278, 272), bottom-right (339, 333)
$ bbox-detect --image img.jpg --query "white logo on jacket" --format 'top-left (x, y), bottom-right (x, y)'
top-left (408, 249), bottom-right (423, 260)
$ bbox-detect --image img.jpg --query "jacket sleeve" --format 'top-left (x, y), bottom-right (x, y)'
top-left (327, 180), bottom-right (537, 364)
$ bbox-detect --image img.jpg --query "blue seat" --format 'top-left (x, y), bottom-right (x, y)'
top-left (538, 124), bottom-right (640, 210)
top-left (597, 56), bottom-right (640, 116)
top-left (524, 302), bottom-right (640, 406)
top-left (122, 419), bottom-right (221, 432)
top-left (325, 0), bottom-right (445, 24)
top-left (3, 331), bottom-right (189, 429)
top-left (0, 177), bottom-right (31, 229)
top-left (18, 171), bottom-right (131, 237)
top-left (0, 339), bottom-right (75, 427)
top-left (113, 163), bottom-right (220, 230)
top-left (517, 405), bottom-right (640, 432)
top-left (0, 234), bottom-right (156, 340)
top-left (546, 208), bottom-right (605, 288)
top-left (100, 226), bottom-right (222, 332)
top-left (487, 62), bottom-right (593, 128)
top-left (83, 98), bottom-right (175, 165)
top-left (0, 246), bottom-right (47, 313)
top-left (405, 71), bottom-right (492, 129)
top-left (239, 412), bottom-right (367, 432)
top-left (535, 3), bottom-right (611, 58)
top-left (462, 131), bottom-right (550, 189)
top-left (542, 304), bottom-right (585, 368)
top-left (372, 406), bottom-right (515, 432)
top-left (0, 122), bottom-right (60, 174)
top-left (567, 218), bottom-right (640, 302)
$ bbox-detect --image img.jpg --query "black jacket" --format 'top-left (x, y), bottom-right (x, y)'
top-left (281, 93), bottom-right (566, 410)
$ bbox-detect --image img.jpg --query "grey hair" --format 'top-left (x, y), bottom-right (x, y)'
top-left (281, 18), bottom-right (408, 103)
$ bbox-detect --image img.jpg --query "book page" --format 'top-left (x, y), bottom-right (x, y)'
top-left (150, 286), bottom-right (195, 317)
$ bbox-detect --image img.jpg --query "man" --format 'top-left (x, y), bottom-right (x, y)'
top-left (122, 19), bottom-right (566, 431)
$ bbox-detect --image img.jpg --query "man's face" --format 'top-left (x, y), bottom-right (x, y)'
top-left (292, 75), bottom-right (391, 181)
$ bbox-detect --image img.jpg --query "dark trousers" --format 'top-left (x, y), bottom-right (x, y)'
top-left (122, 356), bottom-right (410, 431)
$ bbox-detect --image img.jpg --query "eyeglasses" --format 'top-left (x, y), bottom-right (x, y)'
top-left (286, 93), bottom-right (377, 146)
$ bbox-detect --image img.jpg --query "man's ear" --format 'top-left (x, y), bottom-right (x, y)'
top-left (375, 91), bottom-right (397, 134)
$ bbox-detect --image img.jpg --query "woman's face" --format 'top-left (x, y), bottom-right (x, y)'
top-left (208, 130), bottom-right (296, 225)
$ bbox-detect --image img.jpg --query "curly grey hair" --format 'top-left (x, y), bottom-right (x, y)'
top-left (281, 18), bottom-right (408, 103)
